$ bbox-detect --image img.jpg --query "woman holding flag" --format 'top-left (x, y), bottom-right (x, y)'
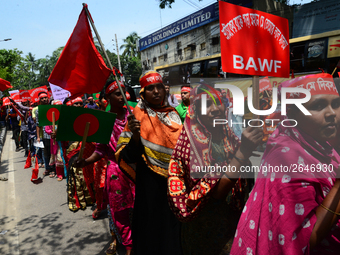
top-left (116, 70), bottom-right (183, 255)
top-left (75, 81), bottom-right (134, 255)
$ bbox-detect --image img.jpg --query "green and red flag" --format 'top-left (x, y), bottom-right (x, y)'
top-left (38, 105), bottom-right (62, 127)
top-left (56, 106), bottom-right (116, 144)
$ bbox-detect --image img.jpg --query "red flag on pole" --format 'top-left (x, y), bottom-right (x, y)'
top-left (48, 6), bottom-right (111, 98)
top-left (0, 78), bottom-right (13, 91)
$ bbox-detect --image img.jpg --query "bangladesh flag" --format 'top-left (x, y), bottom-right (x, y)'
top-left (38, 105), bottom-right (62, 127)
top-left (56, 106), bottom-right (116, 144)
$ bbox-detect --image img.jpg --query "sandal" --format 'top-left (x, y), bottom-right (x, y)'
top-left (49, 172), bottom-right (56, 178)
top-left (106, 242), bottom-right (116, 255)
top-left (92, 209), bottom-right (100, 220)
top-left (0, 176), bottom-right (8, 181)
top-left (57, 177), bottom-right (63, 181)
top-left (43, 170), bottom-right (50, 176)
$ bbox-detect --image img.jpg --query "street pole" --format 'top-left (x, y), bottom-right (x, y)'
top-left (115, 34), bottom-right (123, 74)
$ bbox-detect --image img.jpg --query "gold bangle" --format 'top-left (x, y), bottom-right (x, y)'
top-left (320, 203), bottom-right (340, 216)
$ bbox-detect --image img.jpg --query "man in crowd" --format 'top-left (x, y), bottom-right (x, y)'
top-left (6, 105), bottom-right (20, 151)
top-left (36, 92), bottom-right (55, 177)
top-left (84, 96), bottom-right (99, 109)
top-left (164, 84), bottom-right (179, 108)
top-left (175, 85), bottom-right (191, 123)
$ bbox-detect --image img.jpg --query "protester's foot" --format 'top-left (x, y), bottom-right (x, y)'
top-left (57, 176), bottom-right (63, 181)
top-left (49, 172), bottom-right (56, 178)
top-left (92, 208), bottom-right (100, 220)
top-left (24, 152), bottom-right (28, 157)
top-left (43, 170), bottom-right (50, 176)
top-left (0, 176), bottom-right (8, 181)
top-left (105, 242), bottom-right (116, 255)
top-left (15, 148), bottom-right (20, 152)
top-left (39, 164), bottom-right (45, 168)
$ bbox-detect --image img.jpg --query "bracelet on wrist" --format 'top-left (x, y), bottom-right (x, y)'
top-left (320, 203), bottom-right (340, 216)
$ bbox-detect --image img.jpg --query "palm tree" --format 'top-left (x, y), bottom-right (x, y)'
top-left (120, 32), bottom-right (141, 58)
top-left (26, 52), bottom-right (36, 89)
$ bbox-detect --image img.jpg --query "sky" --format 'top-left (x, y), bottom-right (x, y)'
top-left (1, 0), bottom-right (313, 60)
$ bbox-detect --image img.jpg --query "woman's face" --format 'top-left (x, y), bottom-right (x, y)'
top-left (197, 96), bottom-right (225, 129)
top-left (144, 83), bottom-right (165, 106)
top-left (289, 94), bottom-right (340, 143)
top-left (107, 88), bottom-right (125, 109)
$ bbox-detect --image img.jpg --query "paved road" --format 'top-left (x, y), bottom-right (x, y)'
top-left (0, 132), bottom-right (112, 255)
top-left (0, 131), bottom-right (264, 255)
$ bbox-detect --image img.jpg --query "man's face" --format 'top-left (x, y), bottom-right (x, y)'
top-left (22, 101), bottom-right (29, 106)
top-left (164, 85), bottom-right (170, 95)
top-left (40, 96), bottom-right (49, 105)
top-left (181, 91), bottom-right (190, 104)
top-left (89, 98), bottom-right (94, 104)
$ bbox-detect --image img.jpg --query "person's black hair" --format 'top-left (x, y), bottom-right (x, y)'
top-left (63, 97), bottom-right (71, 105)
top-left (181, 85), bottom-right (192, 89)
top-left (38, 91), bottom-right (48, 97)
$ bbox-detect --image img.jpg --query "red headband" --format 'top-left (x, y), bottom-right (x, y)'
top-left (66, 101), bottom-right (72, 106)
top-left (38, 93), bottom-right (48, 99)
top-left (282, 73), bottom-right (338, 98)
top-left (181, 87), bottom-right (191, 93)
top-left (106, 81), bottom-right (125, 95)
top-left (139, 71), bottom-right (163, 89)
top-left (88, 97), bottom-right (93, 100)
top-left (72, 97), bottom-right (83, 105)
top-left (52, 100), bottom-right (62, 105)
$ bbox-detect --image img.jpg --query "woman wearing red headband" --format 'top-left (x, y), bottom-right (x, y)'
top-left (75, 81), bottom-right (134, 255)
top-left (231, 73), bottom-right (340, 254)
top-left (116, 71), bottom-right (183, 254)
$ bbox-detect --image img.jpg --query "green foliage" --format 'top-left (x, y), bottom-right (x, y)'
top-left (0, 48), bottom-right (22, 81)
top-left (120, 32), bottom-right (140, 58)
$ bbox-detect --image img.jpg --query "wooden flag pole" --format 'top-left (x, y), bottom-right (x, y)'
top-left (52, 112), bottom-right (56, 145)
top-left (331, 66), bottom-right (337, 76)
top-left (252, 76), bottom-right (260, 120)
top-left (78, 122), bottom-right (90, 160)
top-left (82, 3), bottom-right (132, 115)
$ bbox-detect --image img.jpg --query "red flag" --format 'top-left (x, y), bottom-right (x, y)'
top-left (24, 151), bottom-right (32, 169)
top-left (31, 156), bottom-right (39, 182)
top-left (0, 78), bottom-right (13, 91)
top-left (48, 6), bottom-right (111, 98)
top-left (10, 92), bottom-right (21, 103)
top-left (2, 97), bottom-right (10, 106)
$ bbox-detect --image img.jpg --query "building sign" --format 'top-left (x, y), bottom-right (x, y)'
top-left (139, 2), bottom-right (219, 51)
top-left (328, 35), bottom-right (340, 58)
top-left (219, 1), bottom-right (290, 78)
top-left (293, 0), bottom-right (340, 38)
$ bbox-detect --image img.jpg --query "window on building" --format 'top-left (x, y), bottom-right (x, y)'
top-left (153, 57), bottom-right (157, 63)
top-left (164, 54), bottom-right (168, 62)
top-left (200, 43), bottom-right (206, 51)
top-left (177, 49), bottom-right (182, 56)
top-left (206, 59), bottom-right (219, 77)
top-left (211, 37), bottom-right (219, 45)
top-left (290, 42), bottom-right (305, 73)
top-left (177, 41), bottom-right (181, 49)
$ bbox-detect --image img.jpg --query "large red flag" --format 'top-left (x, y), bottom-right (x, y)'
top-left (0, 78), bottom-right (13, 91)
top-left (48, 6), bottom-right (111, 98)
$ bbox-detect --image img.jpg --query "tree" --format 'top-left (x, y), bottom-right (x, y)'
top-left (120, 32), bottom-right (141, 58)
top-left (0, 49), bottom-right (22, 82)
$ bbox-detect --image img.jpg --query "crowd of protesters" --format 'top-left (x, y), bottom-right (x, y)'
top-left (2, 71), bottom-right (340, 255)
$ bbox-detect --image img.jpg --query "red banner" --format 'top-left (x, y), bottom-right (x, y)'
top-left (19, 90), bottom-right (31, 102)
top-left (2, 97), bottom-right (10, 106)
top-left (259, 77), bottom-right (272, 93)
top-left (28, 86), bottom-right (48, 103)
top-left (10, 92), bottom-right (21, 103)
top-left (219, 2), bottom-right (290, 78)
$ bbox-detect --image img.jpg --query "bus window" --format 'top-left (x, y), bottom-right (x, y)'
top-left (206, 59), bottom-right (219, 77)
top-left (305, 39), bottom-right (327, 71)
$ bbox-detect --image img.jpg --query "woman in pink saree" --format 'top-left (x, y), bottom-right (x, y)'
top-left (230, 73), bottom-right (340, 255)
